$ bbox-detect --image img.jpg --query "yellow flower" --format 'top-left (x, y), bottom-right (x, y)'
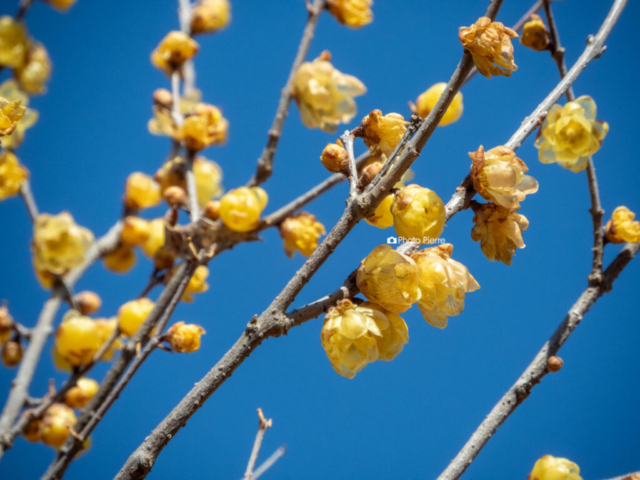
top-left (124, 172), bottom-right (161, 209)
top-left (32, 212), bottom-right (93, 275)
top-left (320, 299), bottom-right (407, 379)
top-left (0, 150), bottom-right (28, 200)
top-left (120, 216), bottom-right (150, 246)
top-left (47, 0), bottom-right (78, 12)
top-left (194, 157), bottom-right (224, 206)
top-left (118, 298), bottom-right (154, 337)
top-left (605, 206), bottom-right (640, 244)
top-left (2, 340), bottom-right (22, 367)
top-left (535, 96), bottom-right (609, 172)
top-left (391, 184), bottom-right (445, 242)
top-left (529, 455), bottom-right (582, 480)
top-left (0, 79), bottom-right (38, 148)
top-left (55, 311), bottom-right (100, 366)
top-left (326, 0), bottom-right (373, 29)
top-left (141, 218), bottom-right (166, 257)
top-left (165, 321), bottom-right (206, 353)
top-left (95, 317), bottom-right (121, 361)
top-left (320, 141), bottom-right (349, 173)
top-left (151, 31), bottom-right (199, 73)
top-left (459, 17), bottom-right (518, 78)
top-left (356, 244), bottom-right (421, 313)
top-left (0, 96), bottom-right (25, 136)
top-left (360, 110), bottom-right (407, 157)
top-left (0, 303), bottom-right (13, 344)
top-left (64, 378), bottom-right (99, 409)
top-left (179, 103), bottom-right (228, 151)
top-left (40, 403), bottom-right (77, 450)
top-left (219, 186), bottom-right (268, 232)
top-left (0, 17), bottom-right (28, 69)
top-left (470, 145), bottom-right (538, 209)
top-left (415, 82), bottom-right (463, 126)
top-left (75, 291), bottom-right (101, 315)
top-left (279, 212), bottom-right (326, 258)
top-left (293, 51), bottom-right (366, 132)
top-left (182, 265), bottom-right (209, 302)
top-left (411, 244), bottom-right (479, 329)
top-left (471, 202), bottom-right (528, 265)
top-left (191, 0), bottom-right (231, 35)
top-left (103, 243), bottom-right (136, 273)
top-left (520, 14), bottom-right (550, 52)
top-left (15, 43), bottom-right (51, 95)
top-left (365, 193), bottom-right (394, 229)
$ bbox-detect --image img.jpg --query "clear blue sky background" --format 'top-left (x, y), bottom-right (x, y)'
top-left (1, 0), bottom-right (639, 479)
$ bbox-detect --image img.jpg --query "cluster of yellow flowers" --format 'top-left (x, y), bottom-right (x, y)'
top-left (529, 455), bottom-right (583, 480)
top-left (322, 244), bottom-right (478, 377)
top-left (23, 403), bottom-right (82, 450)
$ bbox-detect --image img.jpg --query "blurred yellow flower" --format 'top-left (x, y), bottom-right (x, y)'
top-left (118, 298), bottom-right (154, 337)
top-left (529, 455), bottom-right (582, 480)
top-left (103, 244), bottom-right (136, 273)
top-left (391, 184), bottom-right (445, 242)
top-left (0, 17), bottom-right (28, 69)
top-left (365, 193), bottom-right (394, 229)
top-left (471, 202), bottom-right (528, 265)
top-left (0, 303), bottom-right (13, 344)
top-left (459, 17), bottom-right (518, 78)
top-left (141, 218), bottom-right (166, 257)
top-left (360, 110), bottom-right (407, 157)
top-left (179, 103), bottom-right (228, 151)
top-left (535, 96), bottom-right (608, 172)
top-left (279, 212), bottom-right (325, 258)
top-left (0, 80), bottom-right (38, 148)
top-left (191, 0), bottom-right (231, 35)
top-left (151, 31), bottom-right (199, 73)
top-left (470, 145), bottom-right (538, 209)
top-left (356, 244), bottom-right (421, 313)
top-left (219, 186), bottom-right (268, 232)
top-left (0, 150), bottom-right (28, 200)
top-left (181, 265), bottom-right (209, 302)
top-left (64, 378), bottom-right (99, 409)
top-left (326, 0), bottom-right (373, 29)
top-left (415, 83), bottom-right (463, 126)
top-left (40, 403), bottom-right (77, 449)
top-left (194, 157), bottom-right (224, 205)
top-left (0, 97), bottom-right (25, 137)
top-left (412, 244), bottom-right (479, 329)
top-left (95, 317), bottom-right (121, 361)
top-left (15, 43), bottom-right (51, 95)
top-left (605, 206), bottom-right (640, 244)
top-left (520, 14), bottom-right (550, 51)
top-left (293, 51), bottom-right (366, 132)
top-left (120, 216), bottom-right (151, 246)
top-left (165, 321), bottom-right (206, 353)
top-left (55, 311), bottom-right (100, 366)
top-left (124, 172), bottom-right (161, 209)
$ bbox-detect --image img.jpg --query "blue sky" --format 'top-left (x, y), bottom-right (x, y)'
top-left (1, 0), bottom-right (639, 479)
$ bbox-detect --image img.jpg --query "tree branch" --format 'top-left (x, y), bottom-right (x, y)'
top-left (250, 446), bottom-right (286, 480)
top-left (243, 408), bottom-right (272, 480)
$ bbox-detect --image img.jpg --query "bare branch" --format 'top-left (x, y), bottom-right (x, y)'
top-left (251, 446), bottom-right (286, 480)
top-left (243, 409), bottom-right (273, 480)
top-left (339, 131), bottom-right (359, 200)
top-left (602, 473), bottom-right (640, 480)
top-left (18, 180), bottom-right (39, 223)
top-left (248, 0), bottom-right (325, 187)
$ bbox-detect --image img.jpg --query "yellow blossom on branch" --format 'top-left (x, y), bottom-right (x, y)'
top-left (124, 172), bottom-right (161, 209)
top-left (415, 83), bottom-right (463, 126)
top-left (118, 298), bottom-right (154, 337)
top-left (471, 202), bottom-right (528, 265)
top-left (141, 218), bottom-right (166, 257)
top-left (180, 266), bottom-right (209, 302)
top-left (293, 51), bottom-right (366, 132)
top-left (359, 110), bottom-right (408, 157)
top-left (391, 184), bottom-right (445, 242)
top-left (219, 186), bottom-right (268, 232)
top-left (520, 14), bottom-right (550, 51)
top-left (365, 193), bottom-right (394, 229)
top-left (535, 96), bottom-right (608, 172)
top-left (0, 150), bottom-right (28, 200)
top-left (0, 96), bottom-right (25, 137)
top-left (605, 206), bottom-right (640, 244)
top-left (0, 80), bottom-right (38, 148)
top-left (279, 212), bottom-right (326, 258)
top-left (15, 42), bottom-right (52, 95)
top-left (320, 141), bottom-right (349, 173)
top-left (470, 145), bottom-right (538, 209)
top-left (529, 455), bottom-right (583, 480)
top-left (0, 16), bottom-right (28, 69)
top-left (95, 317), bottom-right (122, 361)
top-left (151, 31), bottom-right (199, 73)
top-left (40, 403), bottom-right (77, 449)
top-left (55, 311), bottom-right (100, 366)
top-left (191, 0), bottom-right (231, 35)
top-left (326, 0), bottom-right (373, 29)
top-left (179, 103), bottom-right (228, 151)
top-left (165, 321), bottom-right (206, 353)
top-left (411, 244), bottom-right (479, 329)
top-left (103, 243), bottom-right (136, 273)
top-left (120, 216), bottom-right (151, 246)
top-left (459, 17), bottom-right (518, 78)
top-left (64, 378), bottom-right (99, 409)
top-left (0, 303), bottom-right (13, 344)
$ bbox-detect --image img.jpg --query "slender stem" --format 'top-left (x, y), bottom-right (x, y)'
top-left (19, 181), bottom-right (39, 222)
top-left (601, 473), bottom-right (640, 480)
top-left (250, 446), bottom-right (286, 480)
top-left (435, 242), bottom-right (639, 480)
top-left (339, 131), bottom-right (358, 200)
top-left (243, 409), bottom-right (272, 480)
top-left (248, 0), bottom-right (325, 187)
top-left (15, 0), bottom-right (33, 21)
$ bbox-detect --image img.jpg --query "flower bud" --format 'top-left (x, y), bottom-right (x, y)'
top-left (359, 161), bottom-right (383, 188)
top-left (326, 0), bottom-right (373, 29)
top-left (55, 311), bottom-right (100, 366)
top-left (605, 206), bottom-right (640, 244)
top-left (124, 172), bottom-right (161, 209)
top-left (191, 0), bottom-right (231, 35)
top-left (151, 31), bottom-right (199, 73)
top-left (415, 83), bottom-right (463, 126)
top-left (459, 17), bottom-right (518, 78)
top-left (529, 455), bottom-right (582, 480)
top-left (117, 298), bottom-right (154, 337)
top-left (547, 356), bottom-right (563, 373)
top-left (163, 186), bottom-right (188, 208)
top-left (219, 186), bottom-right (268, 232)
top-left (21, 412), bottom-right (42, 443)
top-left (65, 378), bottom-right (100, 408)
top-left (391, 184), bottom-right (445, 242)
top-left (103, 244), bottom-right (136, 273)
top-left (75, 291), bottom-right (102, 315)
top-left (320, 142), bottom-right (349, 173)
top-left (203, 200), bottom-right (220, 220)
top-left (365, 194), bottom-right (394, 229)
top-left (360, 110), bottom-right (408, 157)
top-left (165, 321), bottom-right (206, 353)
top-left (0, 302), bottom-right (14, 344)
top-left (279, 212), bottom-right (326, 258)
top-left (15, 43), bottom-right (52, 95)
top-left (40, 403), bottom-right (77, 449)
top-left (520, 14), bottom-right (550, 52)
top-left (153, 88), bottom-right (173, 108)
top-left (2, 340), bottom-right (22, 367)
top-left (0, 17), bottom-right (28, 69)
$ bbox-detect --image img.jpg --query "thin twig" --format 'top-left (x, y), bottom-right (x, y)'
top-left (243, 409), bottom-right (273, 480)
top-left (15, 0), bottom-right (33, 21)
top-left (18, 181), bottom-right (39, 222)
top-left (601, 473), bottom-right (640, 480)
top-left (339, 131), bottom-right (358, 200)
top-left (434, 242), bottom-right (639, 480)
top-left (248, 0), bottom-right (325, 187)
top-left (251, 446), bottom-right (286, 480)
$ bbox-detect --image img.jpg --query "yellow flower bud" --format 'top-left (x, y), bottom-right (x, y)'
top-left (0, 79), bottom-right (38, 148)
top-left (95, 317), bottom-right (121, 361)
top-left (46, 0), bottom-right (78, 11)
top-left (529, 455), bottom-right (582, 480)
top-left (2, 340), bottom-right (22, 367)
top-left (64, 378), bottom-right (99, 409)
top-left (0, 16), bottom-right (28, 69)
top-left (151, 31), bottom-right (199, 73)
top-left (181, 266), bottom-right (209, 302)
top-left (0, 96), bottom-right (26, 136)
top-left (121, 216), bottom-right (151, 246)
top-left (605, 206), bottom-right (640, 244)
top-left (203, 200), bottom-right (220, 220)
top-left (103, 243), bottom-right (136, 273)
top-left (320, 141), bottom-right (349, 173)
top-left (359, 161), bottom-right (383, 188)
top-left (365, 193), bottom-right (394, 229)
top-left (360, 110), bottom-right (408, 157)
top-left (326, 0), bottom-right (373, 29)
top-left (191, 0), bottom-right (231, 35)
top-left (153, 88), bottom-right (173, 108)
top-left (391, 184), bottom-right (445, 242)
top-left (153, 248), bottom-right (176, 271)
top-left (40, 403), bottom-right (77, 449)
top-left (0, 151), bottom-right (28, 201)
top-left (415, 82), bottom-right (463, 126)
top-left (470, 145), bottom-right (538, 209)
top-left (219, 186), bottom-right (268, 232)
top-left (535, 96), bottom-right (608, 172)
top-left (22, 413), bottom-right (42, 443)
top-left (471, 202), bottom-right (529, 265)
top-left (33, 212), bottom-right (94, 275)
top-left (165, 321), bottom-right (206, 353)
top-left (124, 172), bottom-right (161, 209)
top-left (356, 245), bottom-right (421, 313)
top-left (75, 291), bottom-right (101, 316)
top-left (179, 103), bottom-right (228, 151)
top-left (15, 43), bottom-right (52, 95)
top-left (55, 311), bottom-right (100, 366)
top-left (194, 157), bottom-right (224, 205)
top-left (279, 212), bottom-right (326, 258)
top-left (459, 17), bottom-right (518, 78)
top-left (293, 51), bottom-right (366, 132)
top-left (412, 244), bottom-right (479, 329)
top-left (520, 14), bottom-right (550, 52)
top-left (117, 298), bottom-right (154, 337)
top-left (141, 218), bottom-right (166, 257)
top-left (0, 303), bottom-right (13, 344)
